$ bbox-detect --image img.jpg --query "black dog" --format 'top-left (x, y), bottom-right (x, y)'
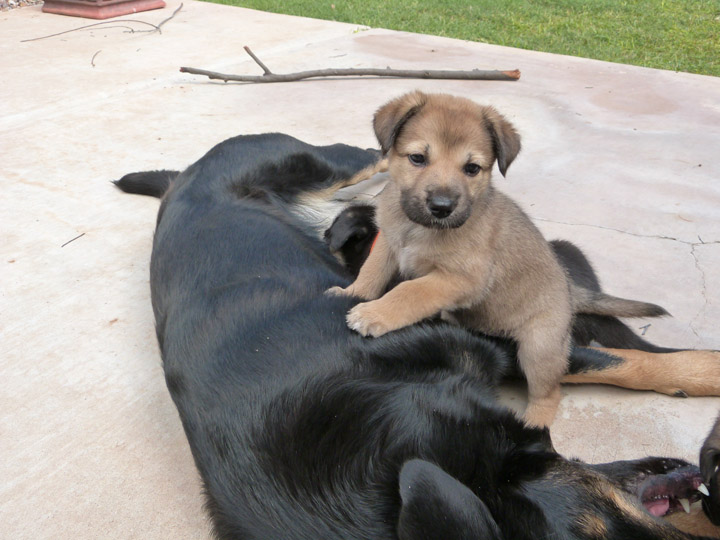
top-left (116, 133), bottom-right (719, 539)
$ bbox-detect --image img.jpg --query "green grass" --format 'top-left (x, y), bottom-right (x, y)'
top-left (201, 0), bottom-right (720, 77)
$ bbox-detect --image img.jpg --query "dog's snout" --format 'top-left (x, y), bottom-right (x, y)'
top-left (427, 194), bottom-right (458, 219)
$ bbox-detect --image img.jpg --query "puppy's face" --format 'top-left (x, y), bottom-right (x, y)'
top-left (374, 91), bottom-right (521, 229)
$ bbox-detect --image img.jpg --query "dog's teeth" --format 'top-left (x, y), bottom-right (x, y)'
top-left (698, 483), bottom-right (710, 496)
top-left (679, 498), bottom-right (691, 514)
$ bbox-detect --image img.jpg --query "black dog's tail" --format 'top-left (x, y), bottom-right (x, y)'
top-left (571, 313), bottom-right (680, 353)
top-left (113, 169), bottom-right (180, 198)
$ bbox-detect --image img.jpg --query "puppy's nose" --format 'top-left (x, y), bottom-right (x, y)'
top-left (427, 195), bottom-right (457, 219)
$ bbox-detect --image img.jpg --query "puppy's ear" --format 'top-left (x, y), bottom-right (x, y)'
top-left (483, 107), bottom-right (521, 177)
top-left (397, 459), bottom-right (504, 540)
top-left (373, 91), bottom-right (427, 154)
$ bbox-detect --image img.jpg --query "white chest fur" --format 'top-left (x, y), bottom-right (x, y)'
top-left (383, 221), bottom-right (436, 279)
top-left (376, 185), bottom-right (441, 279)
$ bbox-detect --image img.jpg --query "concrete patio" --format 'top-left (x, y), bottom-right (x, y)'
top-left (2, 1), bottom-right (719, 537)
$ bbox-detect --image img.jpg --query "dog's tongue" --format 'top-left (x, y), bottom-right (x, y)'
top-left (644, 498), bottom-right (670, 517)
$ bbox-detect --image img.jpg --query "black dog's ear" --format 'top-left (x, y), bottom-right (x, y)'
top-left (373, 91), bottom-right (427, 154)
top-left (483, 107), bottom-right (521, 177)
top-left (324, 204), bottom-right (377, 276)
top-left (397, 459), bottom-right (504, 540)
top-left (324, 204), bottom-right (376, 252)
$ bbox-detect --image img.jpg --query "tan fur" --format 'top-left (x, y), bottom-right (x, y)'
top-left (327, 91), bottom-right (661, 427)
top-left (330, 158), bottom-right (389, 196)
top-left (563, 348), bottom-right (720, 396)
top-left (575, 513), bottom-right (608, 539)
top-left (290, 159), bottom-right (389, 233)
top-left (295, 158), bottom-right (389, 208)
top-left (665, 503), bottom-right (720, 538)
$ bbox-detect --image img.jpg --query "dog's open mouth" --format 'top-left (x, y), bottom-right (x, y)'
top-left (638, 467), bottom-right (707, 517)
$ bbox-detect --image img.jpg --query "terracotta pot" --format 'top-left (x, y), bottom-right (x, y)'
top-left (42, 0), bottom-right (166, 19)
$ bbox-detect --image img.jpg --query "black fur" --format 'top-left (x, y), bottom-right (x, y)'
top-left (117, 133), bottom-right (714, 539)
top-left (701, 414), bottom-right (720, 525)
top-left (324, 203), bottom-right (377, 277)
top-left (113, 169), bottom-right (179, 197)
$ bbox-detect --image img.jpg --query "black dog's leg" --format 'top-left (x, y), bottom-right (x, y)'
top-left (572, 313), bottom-right (681, 353)
top-left (701, 414), bottom-right (720, 525)
top-left (564, 346), bottom-right (720, 397)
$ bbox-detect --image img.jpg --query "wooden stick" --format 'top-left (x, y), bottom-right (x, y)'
top-left (243, 45), bottom-right (272, 75)
top-left (180, 45), bottom-right (520, 84)
top-left (61, 232), bottom-right (85, 248)
top-left (180, 65), bottom-right (521, 83)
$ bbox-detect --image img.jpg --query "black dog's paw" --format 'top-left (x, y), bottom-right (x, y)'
top-left (324, 204), bottom-right (377, 277)
top-left (700, 414), bottom-right (720, 525)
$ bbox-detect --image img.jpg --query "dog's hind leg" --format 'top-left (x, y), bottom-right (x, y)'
top-left (523, 384), bottom-right (563, 429)
top-left (516, 321), bottom-right (571, 428)
top-left (563, 347), bottom-right (720, 397)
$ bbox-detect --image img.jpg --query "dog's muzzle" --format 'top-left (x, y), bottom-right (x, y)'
top-left (400, 189), bottom-right (470, 229)
top-left (427, 194), bottom-right (458, 219)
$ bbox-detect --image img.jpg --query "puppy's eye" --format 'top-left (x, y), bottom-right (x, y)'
top-left (463, 163), bottom-right (482, 176)
top-left (408, 154), bottom-right (426, 166)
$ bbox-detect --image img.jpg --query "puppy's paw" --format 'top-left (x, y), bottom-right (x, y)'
top-left (326, 286), bottom-right (353, 297)
top-left (523, 388), bottom-right (562, 429)
top-left (346, 303), bottom-right (393, 337)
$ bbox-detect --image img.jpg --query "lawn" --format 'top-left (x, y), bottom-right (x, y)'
top-left (201, 0), bottom-right (720, 77)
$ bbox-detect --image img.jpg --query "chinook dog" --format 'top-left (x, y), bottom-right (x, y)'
top-left (115, 132), bottom-right (720, 539)
top-left (328, 91), bottom-right (667, 427)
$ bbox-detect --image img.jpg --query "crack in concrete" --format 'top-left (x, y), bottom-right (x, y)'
top-left (689, 243), bottom-right (708, 343)
top-left (534, 217), bottom-right (720, 246)
top-left (536, 217), bottom-right (719, 345)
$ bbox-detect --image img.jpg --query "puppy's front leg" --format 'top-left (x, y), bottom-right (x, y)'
top-left (347, 272), bottom-right (467, 337)
top-left (326, 232), bottom-right (398, 301)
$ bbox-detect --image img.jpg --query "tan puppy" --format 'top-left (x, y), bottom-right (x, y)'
top-left (328, 91), bottom-right (666, 427)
